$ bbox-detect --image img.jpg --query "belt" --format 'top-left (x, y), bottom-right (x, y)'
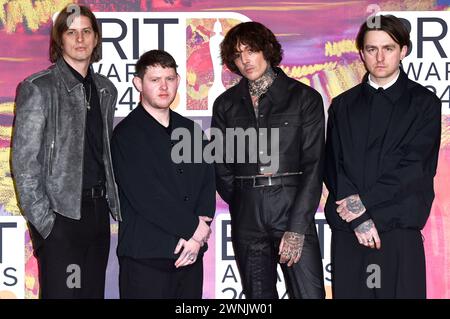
top-left (82, 184), bottom-right (106, 199)
top-left (235, 172), bottom-right (302, 188)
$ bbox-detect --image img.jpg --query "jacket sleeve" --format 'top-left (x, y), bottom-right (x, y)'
top-left (193, 131), bottom-right (216, 219)
top-left (12, 81), bottom-right (55, 238)
top-left (210, 96), bottom-right (235, 205)
top-left (324, 101), bottom-right (368, 229)
top-left (287, 92), bottom-right (325, 234)
top-left (324, 102), bottom-right (360, 200)
top-left (360, 95), bottom-right (442, 210)
top-left (111, 129), bottom-right (199, 240)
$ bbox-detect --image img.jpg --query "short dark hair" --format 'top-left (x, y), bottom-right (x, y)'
top-left (50, 4), bottom-right (101, 63)
top-left (220, 21), bottom-right (283, 75)
top-left (356, 14), bottom-right (410, 51)
top-left (135, 50), bottom-right (178, 79)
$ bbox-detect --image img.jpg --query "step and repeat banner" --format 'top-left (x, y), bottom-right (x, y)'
top-left (0, 0), bottom-right (449, 299)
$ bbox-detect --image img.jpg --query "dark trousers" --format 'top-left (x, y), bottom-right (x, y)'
top-left (230, 184), bottom-right (325, 299)
top-left (29, 196), bottom-right (110, 299)
top-left (331, 228), bottom-right (426, 299)
top-left (119, 257), bottom-right (203, 299)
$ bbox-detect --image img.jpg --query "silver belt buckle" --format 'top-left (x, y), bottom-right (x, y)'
top-left (253, 176), bottom-right (272, 188)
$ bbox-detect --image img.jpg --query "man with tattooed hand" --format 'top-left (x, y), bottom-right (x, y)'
top-left (211, 22), bottom-right (325, 299)
top-left (324, 15), bottom-right (441, 298)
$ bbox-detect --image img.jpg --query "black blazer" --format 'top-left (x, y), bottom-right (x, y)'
top-left (211, 68), bottom-right (325, 235)
top-left (324, 69), bottom-right (441, 233)
top-left (111, 104), bottom-right (216, 259)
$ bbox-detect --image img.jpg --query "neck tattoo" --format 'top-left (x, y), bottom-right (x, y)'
top-left (248, 66), bottom-right (276, 113)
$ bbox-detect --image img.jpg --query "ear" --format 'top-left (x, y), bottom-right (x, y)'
top-left (176, 74), bottom-right (180, 89)
top-left (132, 76), bottom-right (143, 92)
top-left (400, 45), bottom-right (407, 60)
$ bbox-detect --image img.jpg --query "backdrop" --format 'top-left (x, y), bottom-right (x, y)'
top-left (0, 0), bottom-right (448, 299)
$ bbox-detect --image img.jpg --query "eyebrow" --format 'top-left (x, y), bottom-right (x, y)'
top-left (365, 44), bottom-right (396, 48)
top-left (66, 27), bottom-right (93, 31)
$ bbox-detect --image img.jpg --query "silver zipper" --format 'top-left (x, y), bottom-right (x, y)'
top-left (49, 140), bottom-right (55, 175)
top-left (49, 95), bottom-right (58, 175)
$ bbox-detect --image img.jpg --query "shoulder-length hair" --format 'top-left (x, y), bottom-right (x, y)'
top-left (49, 5), bottom-right (101, 63)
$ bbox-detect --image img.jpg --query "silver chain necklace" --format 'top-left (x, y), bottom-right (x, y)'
top-left (85, 83), bottom-right (92, 111)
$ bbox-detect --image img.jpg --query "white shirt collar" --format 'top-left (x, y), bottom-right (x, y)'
top-left (368, 69), bottom-right (400, 90)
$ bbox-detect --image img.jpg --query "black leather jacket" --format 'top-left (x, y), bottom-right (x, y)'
top-left (211, 68), bottom-right (325, 234)
top-left (12, 58), bottom-right (121, 238)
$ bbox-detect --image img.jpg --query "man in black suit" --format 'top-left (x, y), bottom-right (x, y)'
top-left (211, 22), bottom-right (325, 299)
top-left (324, 15), bottom-right (441, 298)
top-left (111, 50), bottom-right (216, 299)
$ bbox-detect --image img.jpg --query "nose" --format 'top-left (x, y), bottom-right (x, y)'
top-left (76, 32), bottom-right (84, 42)
top-left (240, 52), bottom-right (250, 65)
top-left (160, 80), bottom-right (168, 90)
top-left (376, 50), bottom-right (384, 62)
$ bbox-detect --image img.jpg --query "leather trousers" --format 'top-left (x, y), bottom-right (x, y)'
top-left (230, 184), bottom-right (325, 299)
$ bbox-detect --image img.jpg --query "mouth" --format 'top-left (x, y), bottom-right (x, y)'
top-left (159, 94), bottom-right (169, 98)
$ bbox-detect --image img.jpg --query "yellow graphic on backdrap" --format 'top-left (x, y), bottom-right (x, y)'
top-left (0, 102), bottom-right (20, 215)
top-left (325, 39), bottom-right (358, 57)
top-left (282, 62), bottom-right (337, 79)
top-left (0, 0), bottom-right (72, 33)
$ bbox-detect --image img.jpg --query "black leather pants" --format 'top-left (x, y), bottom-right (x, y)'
top-left (230, 184), bottom-right (325, 299)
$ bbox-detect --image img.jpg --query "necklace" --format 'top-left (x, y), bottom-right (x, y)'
top-left (85, 83), bottom-right (92, 111)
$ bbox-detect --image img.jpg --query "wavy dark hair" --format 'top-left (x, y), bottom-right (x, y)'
top-left (356, 14), bottom-right (410, 51)
top-left (220, 21), bottom-right (283, 75)
top-left (49, 4), bottom-right (101, 63)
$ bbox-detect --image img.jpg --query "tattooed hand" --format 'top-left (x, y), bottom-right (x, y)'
top-left (279, 232), bottom-right (305, 267)
top-left (336, 194), bottom-right (366, 222)
top-left (354, 219), bottom-right (381, 249)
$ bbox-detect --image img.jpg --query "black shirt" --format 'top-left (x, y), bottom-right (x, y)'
top-left (143, 105), bottom-right (173, 136)
top-left (111, 103), bottom-right (216, 259)
top-left (64, 59), bottom-right (105, 188)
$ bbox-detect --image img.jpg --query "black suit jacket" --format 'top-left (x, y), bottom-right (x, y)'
top-left (111, 104), bottom-right (216, 259)
top-left (211, 68), bottom-right (325, 235)
top-left (324, 69), bottom-right (441, 233)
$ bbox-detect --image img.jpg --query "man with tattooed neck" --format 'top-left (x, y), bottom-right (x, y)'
top-left (211, 21), bottom-right (325, 299)
top-left (324, 15), bottom-right (441, 298)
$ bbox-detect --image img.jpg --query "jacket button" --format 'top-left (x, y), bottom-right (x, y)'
top-left (178, 168), bottom-right (184, 174)
top-left (171, 141), bottom-right (175, 146)
top-left (284, 121), bottom-right (289, 126)
top-left (259, 114), bottom-right (264, 118)
top-left (184, 196), bottom-right (189, 201)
